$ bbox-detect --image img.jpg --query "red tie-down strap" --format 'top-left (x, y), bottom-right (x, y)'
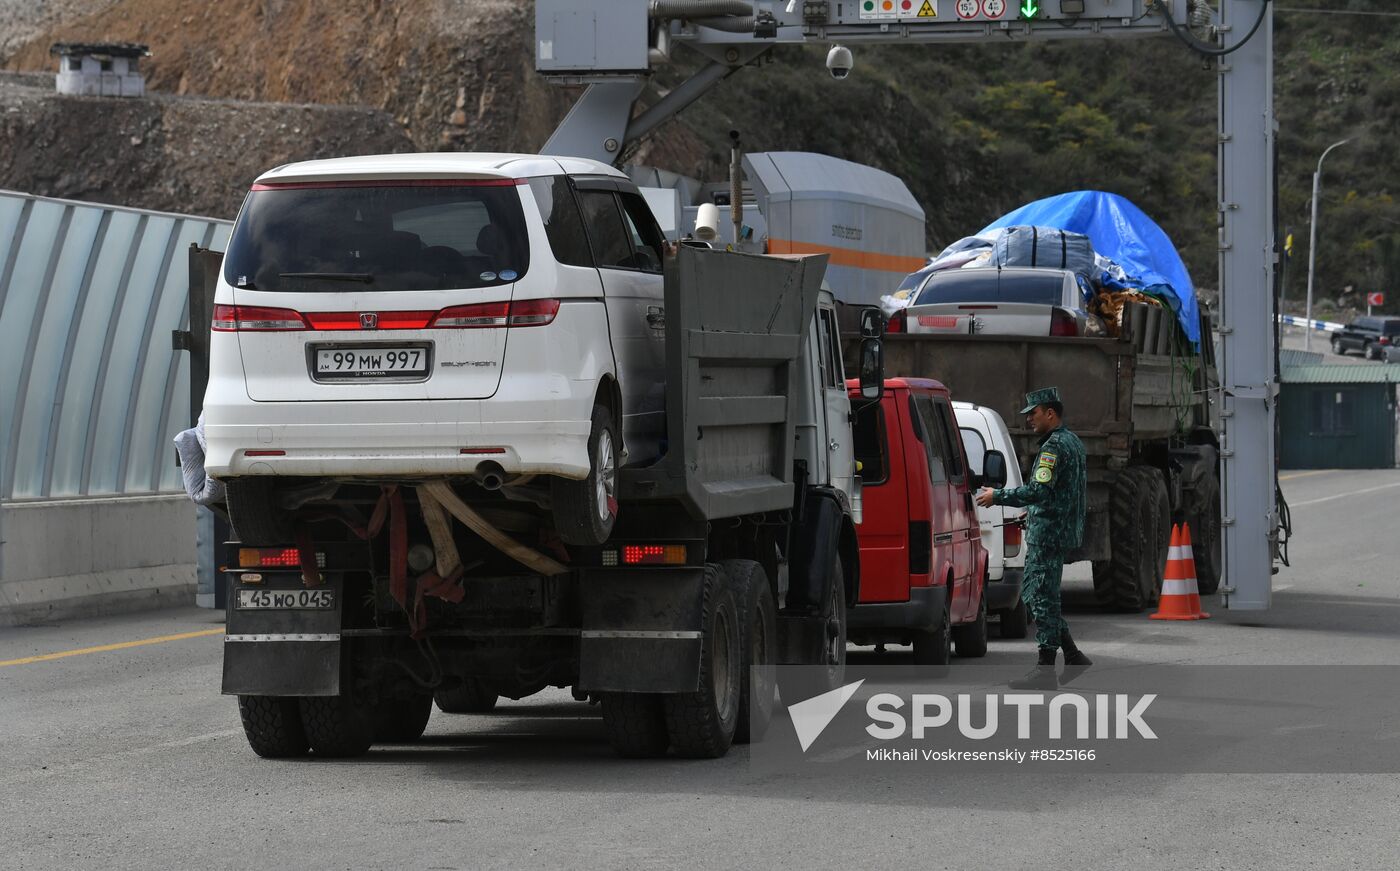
top-left (293, 487), bottom-right (395, 586)
top-left (409, 565), bottom-right (466, 641)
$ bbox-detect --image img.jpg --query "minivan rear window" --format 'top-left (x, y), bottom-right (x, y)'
top-left (223, 181), bottom-right (531, 292)
top-left (915, 270), bottom-right (1064, 306)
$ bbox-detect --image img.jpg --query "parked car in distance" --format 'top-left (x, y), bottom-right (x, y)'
top-left (1331, 316), bottom-right (1400, 360)
top-left (1384, 342), bottom-right (1400, 364)
top-left (846, 378), bottom-right (994, 664)
top-left (953, 401), bottom-right (1028, 639)
top-left (888, 266), bottom-right (1094, 338)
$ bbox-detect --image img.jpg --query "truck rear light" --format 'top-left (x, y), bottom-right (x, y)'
top-left (887, 309), bottom-right (907, 333)
top-left (212, 304), bottom-right (308, 331)
top-left (1049, 307), bottom-right (1079, 337)
top-left (304, 311), bottom-right (434, 330)
top-left (1004, 520), bottom-right (1022, 558)
top-left (238, 547), bottom-right (326, 569)
top-left (605, 544), bottom-right (688, 566)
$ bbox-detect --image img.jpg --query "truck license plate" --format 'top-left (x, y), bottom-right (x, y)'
top-left (237, 588), bottom-right (336, 610)
top-left (315, 347), bottom-right (427, 378)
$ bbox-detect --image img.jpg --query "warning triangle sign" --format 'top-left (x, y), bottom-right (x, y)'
top-left (917, 0), bottom-right (937, 16)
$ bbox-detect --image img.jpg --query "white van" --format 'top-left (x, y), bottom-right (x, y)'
top-left (953, 401), bottom-right (1029, 638)
top-left (203, 153), bottom-right (670, 547)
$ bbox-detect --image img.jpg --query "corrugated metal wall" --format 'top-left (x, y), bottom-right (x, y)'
top-left (0, 191), bottom-right (231, 501)
top-left (1278, 382), bottom-right (1398, 469)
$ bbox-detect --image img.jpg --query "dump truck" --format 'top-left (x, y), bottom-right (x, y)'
top-left (218, 245), bottom-right (882, 760)
top-left (847, 300), bottom-right (1220, 612)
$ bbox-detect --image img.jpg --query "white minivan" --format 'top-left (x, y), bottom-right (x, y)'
top-left (203, 153), bottom-right (671, 547)
top-left (898, 267), bottom-right (1093, 338)
top-left (953, 401), bottom-right (1029, 638)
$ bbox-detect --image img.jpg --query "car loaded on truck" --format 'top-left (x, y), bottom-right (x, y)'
top-left (197, 153), bottom-right (884, 760)
top-left (859, 191), bottom-right (1221, 612)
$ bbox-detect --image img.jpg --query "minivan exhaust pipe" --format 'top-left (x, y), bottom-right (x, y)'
top-left (475, 461), bottom-right (506, 491)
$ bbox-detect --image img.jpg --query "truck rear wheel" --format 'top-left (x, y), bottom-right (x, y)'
top-left (663, 565), bottom-right (742, 758)
top-left (375, 693), bottom-right (433, 742)
top-left (720, 559), bottom-right (777, 744)
top-left (299, 694), bottom-right (376, 758)
top-left (1095, 466), bottom-right (1169, 612)
top-left (225, 477), bottom-right (296, 546)
top-left (1189, 471), bottom-right (1223, 595)
top-left (552, 405), bottom-right (618, 546)
top-left (434, 679), bottom-right (499, 714)
top-left (600, 693), bottom-right (670, 758)
top-left (952, 586), bottom-right (989, 658)
top-left (237, 695), bottom-right (309, 758)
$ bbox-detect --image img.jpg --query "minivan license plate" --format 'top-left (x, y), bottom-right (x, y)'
top-left (237, 588), bottom-right (336, 610)
top-left (315, 347), bottom-right (427, 378)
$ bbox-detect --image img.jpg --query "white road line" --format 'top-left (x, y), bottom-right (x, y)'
top-left (1288, 480), bottom-right (1400, 508)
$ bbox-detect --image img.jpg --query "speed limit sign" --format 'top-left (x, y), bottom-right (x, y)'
top-left (957, 0), bottom-right (979, 17)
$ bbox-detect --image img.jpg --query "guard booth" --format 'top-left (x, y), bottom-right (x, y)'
top-left (1278, 353), bottom-right (1399, 469)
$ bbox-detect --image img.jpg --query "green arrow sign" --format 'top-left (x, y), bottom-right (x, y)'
top-left (1020, 0), bottom-right (1039, 17)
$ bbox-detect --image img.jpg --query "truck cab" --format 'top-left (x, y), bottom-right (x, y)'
top-left (846, 378), bottom-right (989, 664)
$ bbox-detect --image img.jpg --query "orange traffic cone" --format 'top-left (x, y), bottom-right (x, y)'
top-left (1151, 523), bottom-right (1211, 621)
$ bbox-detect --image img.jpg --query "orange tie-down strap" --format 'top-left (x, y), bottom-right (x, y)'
top-left (767, 238), bottom-right (927, 275)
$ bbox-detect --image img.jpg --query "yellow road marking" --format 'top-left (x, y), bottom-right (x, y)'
top-left (1279, 470), bottom-right (1332, 481)
top-left (0, 628), bottom-right (223, 668)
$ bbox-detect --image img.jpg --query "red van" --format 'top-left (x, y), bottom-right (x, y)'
top-left (846, 378), bottom-right (995, 664)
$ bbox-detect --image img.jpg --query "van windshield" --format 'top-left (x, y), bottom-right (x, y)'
top-left (915, 270), bottom-right (1064, 306)
top-left (223, 181), bottom-right (531, 292)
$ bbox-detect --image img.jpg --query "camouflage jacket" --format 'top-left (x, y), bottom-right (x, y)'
top-left (993, 425), bottom-right (1086, 553)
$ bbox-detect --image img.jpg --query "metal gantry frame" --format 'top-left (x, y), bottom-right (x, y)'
top-left (536, 0), bottom-right (1277, 609)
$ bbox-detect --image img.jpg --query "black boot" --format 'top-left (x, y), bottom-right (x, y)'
top-left (1060, 629), bottom-right (1092, 666)
top-left (1008, 647), bottom-right (1058, 690)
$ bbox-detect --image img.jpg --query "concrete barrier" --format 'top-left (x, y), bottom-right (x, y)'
top-left (0, 495), bottom-right (197, 625)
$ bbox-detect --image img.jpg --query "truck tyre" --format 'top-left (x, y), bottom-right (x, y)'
top-left (225, 477), bottom-right (297, 546)
top-left (1188, 471), bottom-right (1223, 595)
top-left (601, 693), bottom-right (670, 758)
top-left (998, 600), bottom-right (1030, 640)
top-left (912, 589), bottom-right (952, 665)
top-left (434, 679), bottom-right (499, 714)
top-left (375, 693), bottom-right (433, 742)
top-left (663, 565), bottom-right (742, 758)
top-left (237, 695), bottom-right (309, 758)
top-left (952, 586), bottom-right (989, 658)
top-left (552, 405), bottom-right (618, 546)
top-left (1095, 466), bottom-right (1168, 612)
top-left (299, 694), bottom-right (376, 758)
top-left (720, 559), bottom-right (776, 744)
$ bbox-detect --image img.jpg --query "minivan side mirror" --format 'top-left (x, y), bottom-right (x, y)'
top-left (982, 449), bottom-right (1008, 488)
top-left (859, 307), bottom-right (885, 339)
top-left (859, 337), bottom-right (884, 401)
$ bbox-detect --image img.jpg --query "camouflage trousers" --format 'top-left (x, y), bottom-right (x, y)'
top-left (1022, 544), bottom-right (1069, 650)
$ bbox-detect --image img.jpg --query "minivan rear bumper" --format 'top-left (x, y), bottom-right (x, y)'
top-left (849, 583), bottom-right (947, 632)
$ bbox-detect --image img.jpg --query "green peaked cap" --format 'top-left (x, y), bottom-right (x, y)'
top-left (1019, 387), bottom-right (1061, 415)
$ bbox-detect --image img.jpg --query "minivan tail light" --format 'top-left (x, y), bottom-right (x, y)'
top-left (887, 309), bottom-right (907, 334)
top-left (1049, 307), bottom-right (1079, 337)
top-left (304, 311), bottom-right (434, 330)
top-left (430, 299), bottom-right (560, 329)
top-left (212, 304), bottom-right (308, 331)
top-left (1004, 519), bottom-right (1022, 558)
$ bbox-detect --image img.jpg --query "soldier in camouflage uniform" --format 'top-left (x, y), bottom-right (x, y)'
top-left (975, 387), bottom-right (1091, 688)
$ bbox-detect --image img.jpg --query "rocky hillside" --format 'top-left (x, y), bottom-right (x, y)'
top-left (2, 0), bottom-right (1397, 309)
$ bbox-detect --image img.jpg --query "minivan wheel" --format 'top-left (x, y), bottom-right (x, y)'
top-left (952, 587), bottom-right (989, 658)
top-left (226, 477), bottom-right (297, 546)
top-left (552, 405), bottom-right (619, 546)
top-left (912, 593), bottom-right (952, 666)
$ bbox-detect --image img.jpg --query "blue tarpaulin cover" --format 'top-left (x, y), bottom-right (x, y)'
top-left (980, 191), bottom-right (1199, 346)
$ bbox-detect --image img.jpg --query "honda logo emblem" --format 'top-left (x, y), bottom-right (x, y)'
top-left (359, 312), bottom-right (379, 330)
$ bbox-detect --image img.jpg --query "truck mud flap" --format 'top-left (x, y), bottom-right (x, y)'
top-left (577, 568), bottom-right (705, 694)
top-left (222, 573), bottom-right (342, 697)
top-left (788, 493), bottom-right (844, 613)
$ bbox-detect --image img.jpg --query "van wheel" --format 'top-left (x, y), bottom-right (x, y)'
top-left (434, 679), bottom-right (499, 714)
top-left (999, 600), bottom-right (1030, 639)
top-left (237, 695), bottom-right (309, 758)
top-left (952, 588), bottom-right (989, 658)
top-left (225, 478), bottom-right (296, 546)
top-left (912, 593), bottom-right (952, 666)
top-left (720, 559), bottom-right (777, 744)
top-left (552, 405), bottom-right (618, 546)
top-left (374, 693), bottom-right (433, 743)
top-left (663, 565), bottom-right (742, 758)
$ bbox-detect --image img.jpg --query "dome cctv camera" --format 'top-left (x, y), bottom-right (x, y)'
top-left (826, 44), bottom-right (853, 80)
